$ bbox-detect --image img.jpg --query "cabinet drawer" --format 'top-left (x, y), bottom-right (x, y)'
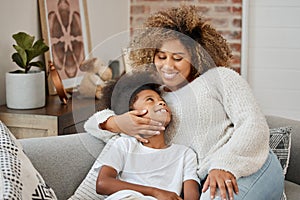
top-left (0, 113), bottom-right (57, 138)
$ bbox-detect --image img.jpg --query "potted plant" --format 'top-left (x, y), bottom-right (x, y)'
top-left (5, 32), bottom-right (49, 109)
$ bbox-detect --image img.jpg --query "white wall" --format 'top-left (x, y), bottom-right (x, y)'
top-left (246, 0), bottom-right (300, 121)
top-left (0, 0), bottom-right (129, 105)
top-left (88, 0), bottom-right (130, 64)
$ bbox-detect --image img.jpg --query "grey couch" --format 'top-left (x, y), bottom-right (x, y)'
top-left (19, 115), bottom-right (300, 200)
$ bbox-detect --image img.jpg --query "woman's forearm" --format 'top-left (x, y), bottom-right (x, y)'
top-left (99, 116), bottom-right (121, 133)
top-left (84, 109), bottom-right (117, 142)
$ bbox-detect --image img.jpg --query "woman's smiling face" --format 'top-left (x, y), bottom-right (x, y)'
top-left (154, 39), bottom-right (192, 91)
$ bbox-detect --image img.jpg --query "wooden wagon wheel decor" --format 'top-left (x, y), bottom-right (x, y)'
top-left (38, 0), bottom-right (92, 94)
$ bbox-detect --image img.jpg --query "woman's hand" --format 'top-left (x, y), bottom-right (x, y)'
top-left (105, 109), bottom-right (165, 143)
top-left (202, 169), bottom-right (239, 200)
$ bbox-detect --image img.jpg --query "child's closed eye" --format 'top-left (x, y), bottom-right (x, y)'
top-left (146, 97), bottom-right (154, 102)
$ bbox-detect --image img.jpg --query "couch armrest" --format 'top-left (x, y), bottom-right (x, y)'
top-left (19, 133), bottom-right (105, 200)
top-left (266, 115), bottom-right (300, 185)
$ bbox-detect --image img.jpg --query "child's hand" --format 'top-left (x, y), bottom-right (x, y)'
top-left (113, 109), bottom-right (165, 142)
top-left (152, 188), bottom-right (183, 200)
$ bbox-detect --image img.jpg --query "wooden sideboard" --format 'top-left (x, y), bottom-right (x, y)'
top-left (0, 95), bottom-right (104, 139)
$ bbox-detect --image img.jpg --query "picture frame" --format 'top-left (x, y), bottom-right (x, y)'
top-left (38, 0), bottom-right (92, 94)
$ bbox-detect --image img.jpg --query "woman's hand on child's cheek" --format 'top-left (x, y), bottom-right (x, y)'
top-left (202, 169), bottom-right (238, 200)
top-left (113, 109), bottom-right (165, 138)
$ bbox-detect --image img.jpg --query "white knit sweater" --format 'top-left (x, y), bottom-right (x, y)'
top-left (84, 67), bottom-right (270, 180)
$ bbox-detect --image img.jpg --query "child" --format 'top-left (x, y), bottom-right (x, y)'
top-left (95, 72), bottom-right (200, 200)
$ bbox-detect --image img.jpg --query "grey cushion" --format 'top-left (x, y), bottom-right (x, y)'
top-left (284, 180), bottom-right (300, 200)
top-left (19, 133), bottom-right (105, 200)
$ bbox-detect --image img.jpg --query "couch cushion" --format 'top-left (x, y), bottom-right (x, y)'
top-left (284, 180), bottom-right (300, 200)
top-left (266, 116), bottom-right (300, 185)
top-left (0, 121), bottom-right (57, 199)
top-left (269, 127), bottom-right (292, 175)
top-left (20, 132), bottom-right (105, 200)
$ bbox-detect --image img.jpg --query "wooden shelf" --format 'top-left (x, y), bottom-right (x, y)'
top-left (0, 95), bottom-right (105, 139)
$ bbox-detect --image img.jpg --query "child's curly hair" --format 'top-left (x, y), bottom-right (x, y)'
top-left (127, 5), bottom-right (232, 78)
top-left (100, 71), bottom-right (162, 115)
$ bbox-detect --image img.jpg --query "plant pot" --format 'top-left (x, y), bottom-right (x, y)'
top-left (5, 71), bottom-right (46, 109)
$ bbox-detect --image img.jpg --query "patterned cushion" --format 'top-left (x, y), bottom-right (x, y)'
top-left (269, 127), bottom-right (292, 200)
top-left (269, 127), bottom-right (292, 175)
top-left (0, 121), bottom-right (57, 200)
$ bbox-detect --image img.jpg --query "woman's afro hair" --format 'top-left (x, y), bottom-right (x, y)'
top-left (128, 5), bottom-right (232, 75)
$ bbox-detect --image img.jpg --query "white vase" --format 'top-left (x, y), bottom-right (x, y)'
top-left (5, 71), bottom-right (46, 109)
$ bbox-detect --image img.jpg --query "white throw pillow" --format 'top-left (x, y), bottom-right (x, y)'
top-left (0, 121), bottom-right (57, 199)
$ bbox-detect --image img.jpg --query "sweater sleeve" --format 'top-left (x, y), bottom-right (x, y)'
top-left (84, 109), bottom-right (117, 142)
top-left (207, 67), bottom-right (270, 179)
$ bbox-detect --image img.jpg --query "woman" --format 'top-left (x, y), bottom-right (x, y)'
top-left (85, 5), bottom-right (284, 200)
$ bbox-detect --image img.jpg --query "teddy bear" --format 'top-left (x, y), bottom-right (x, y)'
top-left (78, 57), bottom-right (113, 99)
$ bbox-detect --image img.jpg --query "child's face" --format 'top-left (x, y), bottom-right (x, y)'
top-left (132, 89), bottom-right (171, 126)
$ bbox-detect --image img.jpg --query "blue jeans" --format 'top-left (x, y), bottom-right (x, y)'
top-left (200, 150), bottom-right (284, 200)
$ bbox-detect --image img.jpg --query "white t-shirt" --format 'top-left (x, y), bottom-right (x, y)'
top-left (95, 135), bottom-right (199, 196)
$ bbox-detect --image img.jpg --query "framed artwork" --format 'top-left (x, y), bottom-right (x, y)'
top-left (38, 0), bottom-right (92, 94)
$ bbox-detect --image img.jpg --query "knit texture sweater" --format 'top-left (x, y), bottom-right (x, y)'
top-left (84, 67), bottom-right (270, 180)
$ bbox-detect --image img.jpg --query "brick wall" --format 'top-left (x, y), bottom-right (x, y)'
top-left (130, 0), bottom-right (242, 72)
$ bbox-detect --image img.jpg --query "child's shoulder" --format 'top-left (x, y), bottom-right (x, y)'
top-left (114, 134), bottom-right (139, 147)
top-left (115, 134), bottom-right (136, 142)
top-left (171, 144), bottom-right (195, 154)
